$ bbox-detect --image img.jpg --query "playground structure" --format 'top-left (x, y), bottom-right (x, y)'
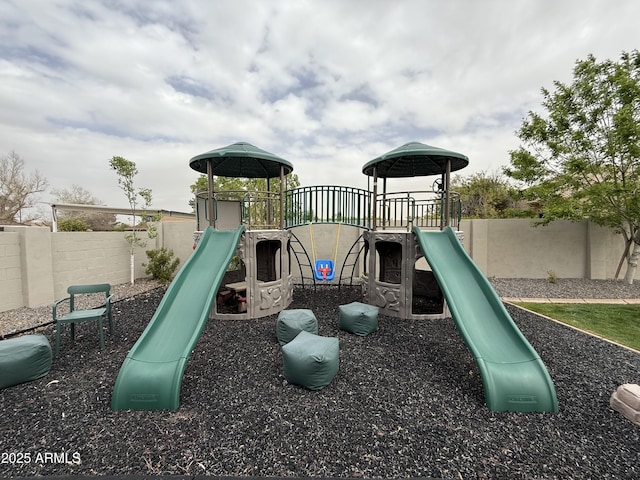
top-left (190, 144), bottom-right (466, 321)
top-left (111, 141), bottom-right (558, 413)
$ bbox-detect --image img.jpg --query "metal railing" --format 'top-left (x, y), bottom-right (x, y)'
top-left (195, 186), bottom-right (461, 231)
top-left (377, 190), bottom-right (462, 230)
top-left (242, 190), bottom-right (281, 230)
top-left (284, 185), bottom-right (373, 229)
top-left (195, 190), bottom-right (281, 230)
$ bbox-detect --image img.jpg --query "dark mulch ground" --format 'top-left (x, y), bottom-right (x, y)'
top-left (1, 286), bottom-right (639, 479)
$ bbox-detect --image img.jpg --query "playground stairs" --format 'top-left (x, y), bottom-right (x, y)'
top-left (289, 232), bottom-right (317, 290)
top-left (339, 234), bottom-right (366, 288)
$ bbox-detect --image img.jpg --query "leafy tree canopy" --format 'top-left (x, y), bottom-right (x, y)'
top-left (451, 170), bottom-right (533, 219)
top-left (189, 173), bottom-right (301, 211)
top-left (505, 50), bottom-right (640, 282)
top-left (190, 173), bottom-right (301, 197)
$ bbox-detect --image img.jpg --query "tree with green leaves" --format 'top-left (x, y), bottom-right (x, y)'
top-left (451, 170), bottom-right (532, 219)
top-left (189, 173), bottom-right (301, 199)
top-left (110, 156), bottom-right (155, 284)
top-left (505, 50), bottom-right (640, 283)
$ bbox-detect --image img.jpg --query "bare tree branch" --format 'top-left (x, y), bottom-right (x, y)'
top-left (0, 151), bottom-right (48, 222)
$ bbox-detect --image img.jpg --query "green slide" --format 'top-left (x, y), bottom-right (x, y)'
top-left (111, 225), bottom-right (244, 411)
top-left (413, 226), bottom-right (558, 412)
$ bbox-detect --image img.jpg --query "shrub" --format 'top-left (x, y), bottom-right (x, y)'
top-left (502, 208), bottom-right (537, 219)
top-left (227, 255), bottom-right (242, 272)
top-left (144, 247), bottom-right (180, 285)
top-left (57, 218), bottom-right (90, 231)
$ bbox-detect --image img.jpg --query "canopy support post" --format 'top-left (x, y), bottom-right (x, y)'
top-left (382, 177), bottom-right (387, 231)
top-left (279, 165), bottom-right (285, 230)
top-left (443, 158), bottom-right (451, 229)
top-left (372, 167), bottom-right (378, 231)
top-left (207, 160), bottom-right (215, 228)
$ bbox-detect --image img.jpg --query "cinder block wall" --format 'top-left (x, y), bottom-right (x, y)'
top-left (155, 221), bottom-right (198, 272)
top-left (0, 221), bottom-right (197, 313)
top-left (0, 230), bottom-right (22, 311)
top-left (51, 231), bottom-right (149, 300)
top-left (460, 219), bottom-right (625, 279)
top-left (0, 219), bottom-right (632, 313)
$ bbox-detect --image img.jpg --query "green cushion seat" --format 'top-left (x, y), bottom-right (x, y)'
top-left (276, 309), bottom-right (318, 345)
top-left (338, 301), bottom-right (379, 336)
top-left (0, 334), bottom-right (52, 389)
top-left (281, 331), bottom-right (339, 390)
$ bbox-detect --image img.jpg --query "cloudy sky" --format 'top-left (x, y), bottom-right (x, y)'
top-left (1, 1), bottom-right (639, 215)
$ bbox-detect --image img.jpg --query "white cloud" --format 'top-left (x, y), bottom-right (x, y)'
top-left (1, 0), bottom-right (639, 216)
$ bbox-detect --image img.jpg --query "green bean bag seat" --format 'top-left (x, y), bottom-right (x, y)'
top-left (276, 309), bottom-right (318, 345)
top-left (0, 334), bottom-right (52, 389)
top-left (338, 302), bottom-right (379, 336)
top-left (281, 331), bottom-right (339, 390)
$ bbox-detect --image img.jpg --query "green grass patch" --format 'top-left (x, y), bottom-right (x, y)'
top-left (516, 303), bottom-right (640, 352)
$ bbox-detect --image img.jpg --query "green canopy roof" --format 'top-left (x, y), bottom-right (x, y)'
top-left (362, 141), bottom-right (469, 178)
top-left (189, 142), bottom-right (294, 178)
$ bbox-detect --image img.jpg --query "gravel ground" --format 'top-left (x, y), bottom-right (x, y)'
top-left (1, 280), bottom-right (639, 479)
top-left (0, 278), bottom-right (161, 338)
top-left (3, 277), bottom-right (639, 338)
top-left (491, 277), bottom-right (640, 299)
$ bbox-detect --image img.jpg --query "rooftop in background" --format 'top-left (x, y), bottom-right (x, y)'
top-left (50, 203), bottom-right (194, 218)
top-left (362, 141), bottom-right (469, 178)
top-left (50, 203), bottom-right (194, 232)
top-left (189, 141), bottom-right (294, 178)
